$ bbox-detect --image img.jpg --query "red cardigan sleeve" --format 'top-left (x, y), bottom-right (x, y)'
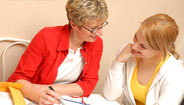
top-left (7, 28), bottom-right (46, 82)
top-left (76, 37), bottom-right (103, 97)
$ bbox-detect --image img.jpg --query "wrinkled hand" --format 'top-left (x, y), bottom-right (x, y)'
top-left (39, 88), bottom-right (61, 105)
top-left (115, 43), bottom-right (134, 62)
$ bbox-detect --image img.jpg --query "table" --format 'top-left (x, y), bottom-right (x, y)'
top-left (0, 92), bottom-right (120, 105)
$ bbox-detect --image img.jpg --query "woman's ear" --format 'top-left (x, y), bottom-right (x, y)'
top-left (156, 50), bottom-right (163, 58)
top-left (70, 21), bottom-right (77, 29)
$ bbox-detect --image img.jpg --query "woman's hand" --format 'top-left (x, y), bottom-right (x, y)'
top-left (39, 88), bottom-right (61, 105)
top-left (115, 43), bottom-right (134, 63)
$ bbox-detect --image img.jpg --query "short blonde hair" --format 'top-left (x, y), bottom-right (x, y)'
top-left (66, 0), bottom-right (108, 27)
top-left (140, 14), bottom-right (179, 59)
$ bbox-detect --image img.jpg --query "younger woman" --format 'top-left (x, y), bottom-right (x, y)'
top-left (103, 14), bottom-right (184, 105)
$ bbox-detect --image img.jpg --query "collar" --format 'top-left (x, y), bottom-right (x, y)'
top-left (57, 24), bottom-right (70, 52)
top-left (56, 24), bottom-right (90, 54)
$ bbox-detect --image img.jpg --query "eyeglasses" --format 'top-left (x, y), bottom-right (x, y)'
top-left (82, 21), bottom-right (108, 34)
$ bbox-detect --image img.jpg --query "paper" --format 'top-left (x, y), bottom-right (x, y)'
top-left (0, 92), bottom-right (14, 104)
top-left (0, 90), bottom-right (120, 105)
top-left (0, 92), bottom-right (35, 105)
top-left (61, 94), bottom-right (120, 105)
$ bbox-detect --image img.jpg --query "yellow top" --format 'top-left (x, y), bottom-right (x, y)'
top-left (131, 55), bottom-right (170, 105)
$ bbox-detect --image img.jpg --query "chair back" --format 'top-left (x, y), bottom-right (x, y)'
top-left (0, 37), bottom-right (30, 81)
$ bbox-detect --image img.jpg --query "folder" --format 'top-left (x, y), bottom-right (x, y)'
top-left (0, 82), bottom-right (26, 105)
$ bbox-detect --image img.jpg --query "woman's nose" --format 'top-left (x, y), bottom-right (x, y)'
top-left (132, 42), bottom-right (139, 51)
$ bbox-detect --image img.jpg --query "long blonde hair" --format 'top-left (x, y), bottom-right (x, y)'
top-left (140, 13), bottom-right (179, 59)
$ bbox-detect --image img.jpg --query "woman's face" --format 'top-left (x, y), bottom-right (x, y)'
top-left (76, 20), bottom-right (107, 42)
top-left (132, 28), bottom-right (160, 58)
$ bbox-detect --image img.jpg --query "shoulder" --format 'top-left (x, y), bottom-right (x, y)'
top-left (163, 55), bottom-right (184, 72)
top-left (40, 25), bottom-right (67, 38)
top-left (161, 55), bottom-right (184, 81)
top-left (42, 25), bottom-right (66, 31)
top-left (35, 24), bottom-right (69, 43)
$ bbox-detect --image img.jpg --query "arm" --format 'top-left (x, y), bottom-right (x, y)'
top-left (8, 28), bottom-right (62, 104)
top-left (103, 60), bottom-right (124, 100)
top-left (53, 83), bottom-right (84, 96)
top-left (17, 80), bottom-right (83, 104)
top-left (103, 43), bottom-right (134, 100)
top-left (8, 28), bottom-right (46, 82)
top-left (16, 79), bottom-right (61, 104)
top-left (154, 65), bottom-right (184, 105)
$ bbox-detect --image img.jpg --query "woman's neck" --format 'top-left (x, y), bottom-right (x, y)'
top-left (69, 29), bottom-right (84, 51)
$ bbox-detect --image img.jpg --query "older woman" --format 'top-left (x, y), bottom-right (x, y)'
top-left (8, 0), bottom-right (109, 104)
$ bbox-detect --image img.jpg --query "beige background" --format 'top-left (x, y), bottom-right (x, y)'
top-left (0, 0), bottom-right (184, 104)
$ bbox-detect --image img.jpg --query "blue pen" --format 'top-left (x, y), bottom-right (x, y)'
top-left (62, 98), bottom-right (90, 105)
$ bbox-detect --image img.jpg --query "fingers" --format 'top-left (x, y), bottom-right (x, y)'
top-left (115, 43), bottom-right (134, 62)
top-left (47, 88), bottom-right (61, 100)
top-left (39, 89), bottom-right (60, 105)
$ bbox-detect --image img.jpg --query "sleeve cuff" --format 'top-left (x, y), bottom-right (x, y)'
top-left (110, 59), bottom-right (125, 73)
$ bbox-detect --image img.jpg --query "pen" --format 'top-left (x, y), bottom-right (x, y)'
top-left (48, 86), bottom-right (65, 105)
top-left (62, 98), bottom-right (90, 105)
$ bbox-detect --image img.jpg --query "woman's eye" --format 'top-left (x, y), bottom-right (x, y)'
top-left (141, 45), bottom-right (147, 49)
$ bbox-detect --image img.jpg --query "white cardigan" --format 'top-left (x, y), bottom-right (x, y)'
top-left (103, 45), bottom-right (184, 105)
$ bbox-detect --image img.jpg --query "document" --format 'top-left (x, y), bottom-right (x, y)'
top-left (0, 92), bottom-right (13, 104)
top-left (0, 92), bottom-right (35, 105)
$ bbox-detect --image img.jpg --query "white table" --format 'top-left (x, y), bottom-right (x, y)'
top-left (0, 92), bottom-right (120, 105)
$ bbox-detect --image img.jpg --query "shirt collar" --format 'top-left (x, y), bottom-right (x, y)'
top-left (57, 24), bottom-right (70, 52)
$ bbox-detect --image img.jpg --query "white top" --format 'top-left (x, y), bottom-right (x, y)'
top-left (103, 44), bottom-right (184, 105)
top-left (54, 47), bottom-right (84, 84)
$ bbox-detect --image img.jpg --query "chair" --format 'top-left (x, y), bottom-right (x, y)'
top-left (0, 37), bottom-right (30, 81)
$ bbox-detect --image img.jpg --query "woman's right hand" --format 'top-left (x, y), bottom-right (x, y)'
top-left (115, 43), bottom-right (134, 63)
top-left (39, 88), bottom-right (61, 105)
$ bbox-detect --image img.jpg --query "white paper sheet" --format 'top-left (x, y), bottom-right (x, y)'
top-left (60, 94), bottom-right (120, 105)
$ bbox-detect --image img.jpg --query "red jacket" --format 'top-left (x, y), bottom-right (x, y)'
top-left (8, 24), bottom-right (103, 97)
